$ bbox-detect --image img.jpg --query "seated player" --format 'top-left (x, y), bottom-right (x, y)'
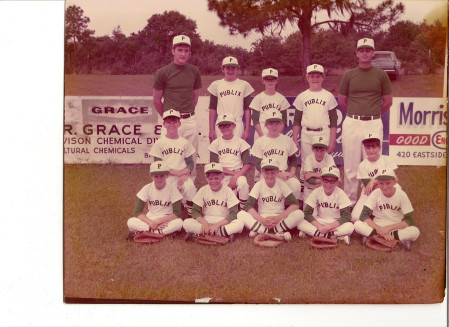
top-left (353, 169), bottom-right (420, 251)
top-left (183, 163), bottom-right (244, 241)
top-left (126, 161), bottom-right (183, 240)
top-left (208, 113), bottom-right (251, 210)
top-left (297, 166), bottom-right (354, 244)
top-left (237, 158), bottom-right (304, 240)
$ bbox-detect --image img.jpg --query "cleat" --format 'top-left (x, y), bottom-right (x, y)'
top-left (229, 234), bottom-right (236, 242)
top-left (403, 240), bottom-right (411, 251)
top-left (184, 232), bottom-right (193, 242)
top-left (361, 236), bottom-right (367, 245)
top-left (283, 231), bottom-right (292, 242)
top-left (298, 230), bottom-right (306, 238)
top-left (126, 231), bottom-right (137, 241)
top-left (338, 235), bottom-right (350, 245)
top-left (249, 231), bottom-right (257, 238)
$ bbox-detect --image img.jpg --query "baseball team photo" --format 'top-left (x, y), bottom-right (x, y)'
top-left (63, 0), bottom-right (447, 312)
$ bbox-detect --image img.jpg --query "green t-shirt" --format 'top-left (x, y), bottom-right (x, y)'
top-left (153, 63), bottom-right (202, 113)
top-left (338, 66), bottom-right (392, 116)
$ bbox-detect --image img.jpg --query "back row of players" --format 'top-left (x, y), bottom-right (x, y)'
top-left (128, 35), bottom-right (420, 249)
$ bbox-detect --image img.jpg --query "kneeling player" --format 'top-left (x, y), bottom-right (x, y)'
top-left (297, 166), bottom-right (354, 244)
top-left (126, 161), bottom-right (183, 239)
top-left (353, 169), bottom-right (420, 251)
top-left (237, 158), bottom-right (304, 240)
top-left (183, 163), bottom-right (244, 240)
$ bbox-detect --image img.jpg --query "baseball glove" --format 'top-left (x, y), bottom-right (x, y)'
top-left (365, 235), bottom-right (398, 252)
top-left (197, 234), bottom-right (230, 245)
top-left (133, 231), bottom-right (165, 243)
top-left (253, 233), bottom-right (285, 247)
top-left (310, 236), bottom-right (338, 249)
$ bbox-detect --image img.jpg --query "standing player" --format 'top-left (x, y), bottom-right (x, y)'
top-left (297, 166), bottom-right (354, 245)
top-left (292, 64), bottom-right (338, 203)
top-left (126, 161), bottom-right (183, 239)
top-left (249, 68), bottom-right (290, 141)
top-left (338, 38), bottom-right (393, 206)
top-left (251, 109), bottom-right (301, 201)
top-left (183, 163), bottom-right (244, 240)
top-left (149, 109), bottom-right (196, 217)
top-left (153, 35), bottom-right (202, 178)
top-left (208, 113), bottom-right (252, 209)
top-left (237, 158), bottom-right (304, 240)
top-left (208, 56), bottom-right (254, 142)
top-left (353, 169), bottom-right (420, 251)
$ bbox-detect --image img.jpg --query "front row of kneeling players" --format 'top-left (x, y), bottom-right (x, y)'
top-left (126, 109), bottom-right (420, 251)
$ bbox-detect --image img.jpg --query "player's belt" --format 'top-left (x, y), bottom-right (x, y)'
top-left (306, 127), bottom-right (323, 132)
top-left (347, 114), bottom-right (380, 120)
top-left (179, 112), bottom-right (195, 119)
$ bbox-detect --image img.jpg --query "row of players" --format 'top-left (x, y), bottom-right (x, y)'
top-left (126, 109), bottom-right (420, 250)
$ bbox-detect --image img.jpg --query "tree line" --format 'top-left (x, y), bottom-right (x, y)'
top-left (65, 4), bottom-right (446, 76)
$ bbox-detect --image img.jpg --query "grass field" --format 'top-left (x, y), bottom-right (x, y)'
top-left (64, 74), bottom-right (446, 303)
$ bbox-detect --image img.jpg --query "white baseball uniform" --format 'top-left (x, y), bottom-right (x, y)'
top-left (237, 179), bottom-right (304, 234)
top-left (207, 78), bottom-right (254, 138)
top-left (183, 184), bottom-right (244, 236)
top-left (208, 135), bottom-right (251, 206)
top-left (351, 155), bottom-right (399, 222)
top-left (353, 188), bottom-right (420, 242)
top-left (251, 134), bottom-right (301, 199)
top-left (249, 91), bottom-right (290, 141)
top-left (293, 89), bottom-right (338, 200)
top-left (127, 182), bottom-right (183, 234)
top-left (298, 186), bottom-right (354, 238)
top-left (303, 152), bottom-right (336, 201)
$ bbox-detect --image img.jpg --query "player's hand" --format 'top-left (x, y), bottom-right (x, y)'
top-left (294, 140), bottom-right (301, 154)
top-left (364, 180), bottom-right (375, 195)
top-left (178, 174), bottom-right (189, 186)
top-left (241, 129), bottom-right (250, 141)
top-left (265, 216), bottom-right (279, 228)
top-left (201, 221), bottom-right (210, 235)
top-left (209, 223), bottom-right (221, 235)
top-left (376, 226), bottom-right (391, 237)
top-left (228, 175), bottom-right (238, 189)
top-left (209, 130), bottom-right (217, 143)
top-left (156, 222), bottom-right (168, 230)
top-left (148, 220), bottom-right (159, 230)
top-left (327, 141), bottom-right (336, 154)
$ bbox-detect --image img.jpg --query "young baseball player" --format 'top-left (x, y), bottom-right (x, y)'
top-left (237, 158), bottom-right (304, 240)
top-left (351, 132), bottom-right (399, 222)
top-left (208, 113), bottom-right (251, 209)
top-left (292, 64), bottom-right (338, 202)
top-left (149, 109), bottom-right (196, 217)
top-left (126, 161), bottom-right (183, 239)
top-left (249, 68), bottom-right (291, 142)
top-left (303, 136), bottom-right (336, 202)
top-left (353, 169), bottom-right (420, 251)
top-left (297, 166), bottom-right (354, 244)
top-left (251, 108), bottom-right (301, 200)
top-left (183, 163), bottom-right (244, 240)
top-left (208, 56), bottom-right (254, 142)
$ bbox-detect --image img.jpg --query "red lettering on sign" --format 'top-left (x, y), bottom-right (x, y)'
top-left (390, 134), bottom-right (430, 146)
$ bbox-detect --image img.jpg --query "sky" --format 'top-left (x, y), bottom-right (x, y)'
top-left (66, 0), bottom-right (447, 50)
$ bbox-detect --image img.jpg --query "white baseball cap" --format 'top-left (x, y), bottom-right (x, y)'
top-left (172, 35), bottom-right (191, 46)
top-left (321, 166), bottom-right (340, 179)
top-left (222, 56), bottom-right (239, 67)
top-left (265, 109), bottom-right (282, 122)
top-left (307, 64), bottom-right (324, 74)
top-left (261, 158), bottom-right (279, 170)
top-left (262, 68), bottom-right (278, 78)
top-left (375, 169), bottom-right (396, 180)
top-left (150, 161), bottom-right (169, 175)
top-left (357, 38), bottom-right (375, 49)
top-left (205, 162), bottom-right (223, 173)
top-left (163, 109), bottom-right (181, 119)
top-left (363, 132), bottom-right (381, 142)
top-left (312, 135), bottom-right (328, 148)
top-left (216, 113), bottom-right (236, 126)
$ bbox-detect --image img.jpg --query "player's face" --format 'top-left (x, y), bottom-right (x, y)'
top-left (222, 66), bottom-right (238, 81)
top-left (364, 144), bottom-right (381, 161)
top-left (206, 172), bottom-right (224, 191)
top-left (306, 73), bottom-right (324, 90)
top-left (265, 120), bottom-right (283, 134)
top-left (151, 173), bottom-right (168, 189)
top-left (262, 77), bottom-right (278, 89)
top-left (377, 179), bottom-right (397, 197)
top-left (356, 47), bottom-right (375, 65)
top-left (163, 117), bottom-right (181, 132)
top-left (262, 168), bottom-right (278, 184)
top-left (312, 146), bottom-right (327, 161)
top-left (321, 176), bottom-right (338, 195)
top-left (218, 123), bottom-right (235, 137)
top-left (172, 45), bottom-right (191, 65)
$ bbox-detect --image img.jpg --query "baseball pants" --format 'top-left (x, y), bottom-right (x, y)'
top-left (297, 219), bottom-right (354, 238)
top-left (222, 174), bottom-right (249, 207)
top-left (353, 220), bottom-right (420, 242)
top-left (342, 117), bottom-right (383, 205)
top-left (167, 175), bottom-right (196, 216)
top-left (299, 128), bottom-right (330, 201)
top-left (237, 210), bottom-right (304, 235)
top-left (127, 214), bottom-right (183, 235)
top-left (183, 216), bottom-right (244, 236)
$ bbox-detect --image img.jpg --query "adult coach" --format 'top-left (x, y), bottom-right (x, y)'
top-left (338, 38), bottom-right (393, 206)
top-left (152, 35), bottom-right (202, 177)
